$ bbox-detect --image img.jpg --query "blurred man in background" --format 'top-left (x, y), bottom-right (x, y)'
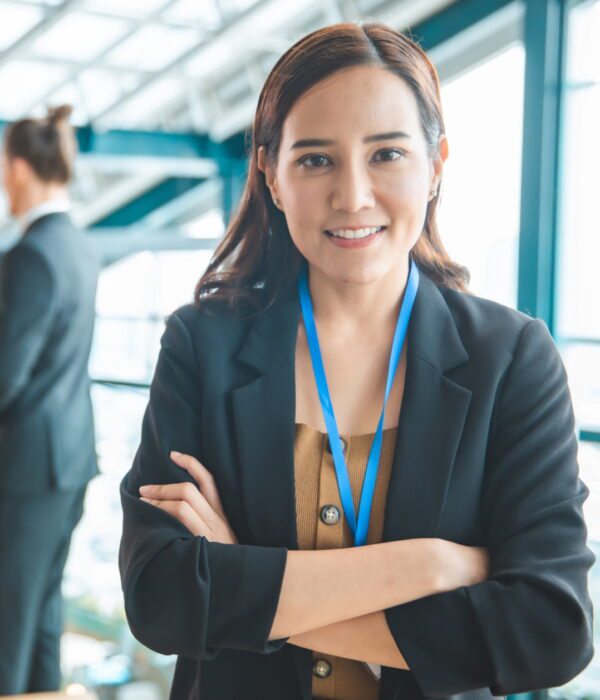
top-left (0, 104), bottom-right (100, 695)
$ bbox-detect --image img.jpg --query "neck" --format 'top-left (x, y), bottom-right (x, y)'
top-left (306, 256), bottom-right (411, 334)
top-left (16, 185), bottom-right (69, 217)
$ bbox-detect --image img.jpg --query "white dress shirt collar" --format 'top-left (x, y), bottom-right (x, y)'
top-left (19, 199), bottom-right (71, 235)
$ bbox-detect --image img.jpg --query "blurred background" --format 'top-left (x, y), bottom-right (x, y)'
top-left (0, 0), bottom-right (598, 698)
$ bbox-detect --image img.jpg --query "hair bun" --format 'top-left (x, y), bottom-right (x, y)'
top-left (46, 104), bottom-right (73, 125)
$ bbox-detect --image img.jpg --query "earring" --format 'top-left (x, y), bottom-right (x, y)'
top-left (429, 187), bottom-right (438, 201)
top-left (272, 194), bottom-right (280, 207)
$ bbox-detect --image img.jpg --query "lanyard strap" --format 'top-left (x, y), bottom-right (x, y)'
top-left (297, 257), bottom-right (419, 546)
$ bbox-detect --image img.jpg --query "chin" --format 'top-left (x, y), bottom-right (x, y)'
top-left (328, 262), bottom-right (390, 287)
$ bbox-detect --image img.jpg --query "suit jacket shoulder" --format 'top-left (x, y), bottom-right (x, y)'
top-left (439, 285), bottom-right (538, 361)
top-left (0, 212), bottom-right (99, 493)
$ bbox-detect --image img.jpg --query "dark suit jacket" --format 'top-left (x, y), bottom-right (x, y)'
top-left (0, 212), bottom-right (100, 494)
top-left (119, 265), bottom-right (595, 700)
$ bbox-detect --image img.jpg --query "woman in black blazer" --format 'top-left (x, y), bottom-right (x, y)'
top-left (119, 21), bottom-right (595, 700)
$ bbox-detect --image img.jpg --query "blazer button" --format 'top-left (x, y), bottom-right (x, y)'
top-left (325, 436), bottom-right (347, 454)
top-left (312, 658), bottom-right (332, 679)
top-left (320, 504), bottom-right (341, 525)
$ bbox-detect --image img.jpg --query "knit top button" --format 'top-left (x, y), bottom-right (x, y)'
top-left (325, 436), bottom-right (347, 454)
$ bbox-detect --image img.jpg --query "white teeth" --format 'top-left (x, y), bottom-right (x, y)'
top-left (328, 226), bottom-right (383, 239)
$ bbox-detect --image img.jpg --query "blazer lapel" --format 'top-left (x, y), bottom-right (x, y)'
top-left (231, 283), bottom-right (301, 548)
top-left (382, 272), bottom-right (471, 542)
top-left (231, 268), bottom-right (472, 550)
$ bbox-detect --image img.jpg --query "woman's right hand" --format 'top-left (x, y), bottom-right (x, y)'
top-left (430, 538), bottom-right (491, 592)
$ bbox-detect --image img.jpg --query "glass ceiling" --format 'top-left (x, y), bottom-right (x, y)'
top-left (0, 0), bottom-right (244, 130)
top-left (0, 0), bottom-right (452, 233)
top-left (0, 0), bottom-right (451, 133)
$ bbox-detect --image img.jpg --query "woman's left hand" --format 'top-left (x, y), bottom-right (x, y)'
top-left (139, 451), bottom-right (238, 544)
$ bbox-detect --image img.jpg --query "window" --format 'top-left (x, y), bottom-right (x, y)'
top-left (62, 248), bottom-right (214, 696)
top-left (438, 43), bottom-right (524, 308)
top-left (549, 1), bottom-right (600, 695)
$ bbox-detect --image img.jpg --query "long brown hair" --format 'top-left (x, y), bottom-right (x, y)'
top-left (194, 21), bottom-right (470, 317)
top-left (4, 104), bottom-right (77, 183)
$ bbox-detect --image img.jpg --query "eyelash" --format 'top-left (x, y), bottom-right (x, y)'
top-left (297, 148), bottom-right (407, 169)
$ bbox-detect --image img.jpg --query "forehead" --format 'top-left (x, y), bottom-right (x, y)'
top-left (281, 64), bottom-right (421, 144)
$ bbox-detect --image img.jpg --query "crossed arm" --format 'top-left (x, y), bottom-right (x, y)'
top-left (270, 539), bottom-right (444, 669)
top-left (138, 452), bottom-right (444, 669)
top-left (122, 313), bottom-right (595, 697)
top-left (287, 611), bottom-right (408, 669)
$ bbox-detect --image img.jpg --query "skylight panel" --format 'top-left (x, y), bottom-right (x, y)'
top-left (0, 60), bottom-right (68, 119)
top-left (162, 0), bottom-right (223, 30)
top-left (0, 2), bottom-right (43, 51)
top-left (231, 0), bottom-right (262, 11)
top-left (83, 0), bottom-right (170, 18)
top-left (106, 76), bottom-right (185, 128)
top-left (30, 11), bottom-right (130, 62)
top-left (78, 68), bottom-right (141, 118)
top-left (105, 24), bottom-right (199, 71)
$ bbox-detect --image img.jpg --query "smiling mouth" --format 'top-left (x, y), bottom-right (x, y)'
top-left (324, 225), bottom-right (387, 240)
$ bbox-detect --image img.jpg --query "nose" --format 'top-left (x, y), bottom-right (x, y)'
top-left (330, 161), bottom-right (376, 212)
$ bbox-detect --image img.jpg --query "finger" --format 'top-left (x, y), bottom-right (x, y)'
top-left (140, 482), bottom-right (216, 525)
top-left (170, 452), bottom-right (226, 516)
top-left (140, 497), bottom-right (162, 507)
top-left (140, 497), bottom-right (208, 538)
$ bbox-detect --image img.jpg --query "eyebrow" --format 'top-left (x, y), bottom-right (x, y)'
top-left (290, 131), bottom-right (411, 149)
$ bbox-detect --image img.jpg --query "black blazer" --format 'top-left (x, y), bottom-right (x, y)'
top-left (119, 267), bottom-right (595, 700)
top-left (0, 212), bottom-right (100, 494)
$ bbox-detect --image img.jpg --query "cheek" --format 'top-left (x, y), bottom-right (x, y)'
top-left (381, 166), bottom-right (428, 206)
top-left (277, 175), bottom-right (324, 244)
top-left (399, 178), bottom-right (425, 202)
top-left (280, 172), bottom-right (319, 213)
top-left (285, 218), bottom-right (320, 260)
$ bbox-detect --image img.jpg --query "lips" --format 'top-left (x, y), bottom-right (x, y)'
top-left (323, 226), bottom-right (386, 249)
top-left (324, 226), bottom-right (387, 239)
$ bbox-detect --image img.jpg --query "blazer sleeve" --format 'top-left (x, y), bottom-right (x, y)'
top-left (0, 244), bottom-right (57, 411)
top-left (119, 309), bottom-right (290, 660)
top-left (383, 318), bottom-right (596, 698)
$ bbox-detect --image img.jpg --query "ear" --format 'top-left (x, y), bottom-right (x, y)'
top-left (430, 134), bottom-right (448, 191)
top-left (11, 156), bottom-right (33, 185)
top-left (257, 145), bottom-right (281, 204)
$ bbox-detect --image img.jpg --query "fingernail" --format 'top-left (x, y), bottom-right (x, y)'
top-left (171, 451), bottom-right (182, 458)
top-left (139, 485), bottom-right (151, 493)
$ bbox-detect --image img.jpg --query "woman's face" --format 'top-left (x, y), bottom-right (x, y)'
top-left (259, 64), bottom-right (447, 286)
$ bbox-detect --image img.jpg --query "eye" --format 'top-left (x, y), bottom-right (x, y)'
top-left (373, 148), bottom-right (407, 162)
top-left (296, 147), bottom-right (407, 170)
top-left (297, 153), bottom-right (331, 169)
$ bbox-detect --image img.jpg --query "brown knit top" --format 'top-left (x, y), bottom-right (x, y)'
top-left (293, 422), bottom-right (398, 700)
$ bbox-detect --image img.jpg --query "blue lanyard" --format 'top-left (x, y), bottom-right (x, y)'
top-left (297, 257), bottom-right (419, 546)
